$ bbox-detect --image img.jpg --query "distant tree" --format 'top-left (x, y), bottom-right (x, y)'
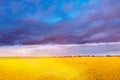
top-left (78, 55), bottom-right (81, 57)
top-left (91, 55), bottom-right (95, 57)
top-left (106, 55), bottom-right (111, 57)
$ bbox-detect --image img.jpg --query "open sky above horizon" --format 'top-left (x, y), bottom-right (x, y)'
top-left (0, 0), bottom-right (120, 45)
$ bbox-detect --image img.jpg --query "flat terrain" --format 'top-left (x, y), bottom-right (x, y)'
top-left (0, 57), bottom-right (120, 80)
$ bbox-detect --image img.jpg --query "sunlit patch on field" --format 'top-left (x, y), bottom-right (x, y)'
top-left (0, 57), bottom-right (120, 80)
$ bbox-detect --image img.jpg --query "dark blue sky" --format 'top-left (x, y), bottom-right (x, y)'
top-left (0, 0), bottom-right (120, 45)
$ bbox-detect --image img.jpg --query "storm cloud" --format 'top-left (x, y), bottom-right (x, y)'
top-left (0, 0), bottom-right (120, 45)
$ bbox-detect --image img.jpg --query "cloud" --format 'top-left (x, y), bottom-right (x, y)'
top-left (0, 0), bottom-right (120, 45)
top-left (0, 42), bottom-right (120, 57)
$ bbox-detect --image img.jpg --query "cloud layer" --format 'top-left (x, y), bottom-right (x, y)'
top-left (0, 0), bottom-right (120, 45)
top-left (0, 42), bottom-right (120, 57)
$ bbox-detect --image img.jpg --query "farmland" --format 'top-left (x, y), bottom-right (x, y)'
top-left (0, 57), bottom-right (120, 80)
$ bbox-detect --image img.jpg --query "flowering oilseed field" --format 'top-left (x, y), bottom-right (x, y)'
top-left (0, 57), bottom-right (120, 80)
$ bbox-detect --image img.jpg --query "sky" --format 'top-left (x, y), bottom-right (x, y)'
top-left (0, 0), bottom-right (120, 45)
top-left (0, 42), bottom-right (120, 56)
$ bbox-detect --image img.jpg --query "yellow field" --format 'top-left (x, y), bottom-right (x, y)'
top-left (0, 57), bottom-right (120, 80)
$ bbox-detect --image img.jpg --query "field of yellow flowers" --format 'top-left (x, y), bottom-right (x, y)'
top-left (0, 57), bottom-right (120, 80)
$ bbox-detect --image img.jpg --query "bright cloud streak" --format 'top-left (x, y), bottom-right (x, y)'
top-left (0, 42), bottom-right (120, 57)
